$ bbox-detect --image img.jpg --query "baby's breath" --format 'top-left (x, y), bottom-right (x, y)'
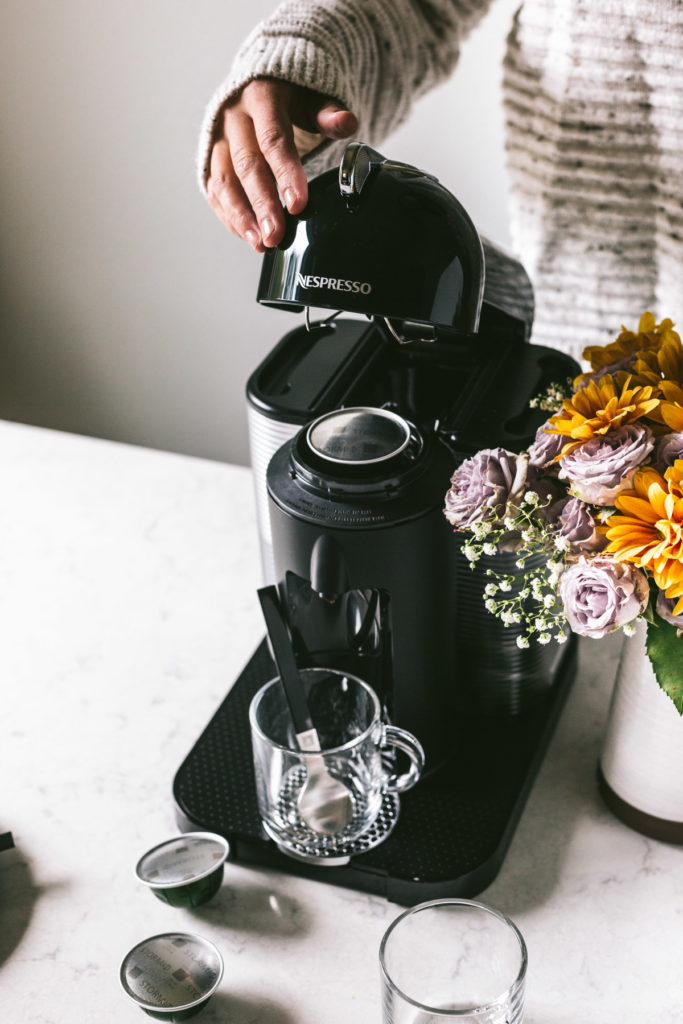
top-left (461, 491), bottom-right (571, 647)
top-left (529, 377), bottom-right (574, 412)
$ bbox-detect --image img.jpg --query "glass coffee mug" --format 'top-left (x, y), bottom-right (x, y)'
top-left (380, 899), bottom-right (527, 1024)
top-left (249, 667), bottom-right (424, 857)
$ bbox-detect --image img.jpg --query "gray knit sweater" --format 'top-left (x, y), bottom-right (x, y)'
top-left (198, 0), bottom-right (683, 359)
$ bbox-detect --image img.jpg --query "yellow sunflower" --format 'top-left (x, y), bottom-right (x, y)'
top-left (627, 336), bottom-right (683, 391)
top-left (605, 462), bottom-right (683, 614)
top-left (659, 381), bottom-right (683, 432)
top-left (546, 374), bottom-right (660, 458)
top-left (577, 312), bottom-right (680, 387)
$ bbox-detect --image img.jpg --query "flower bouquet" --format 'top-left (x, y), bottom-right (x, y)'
top-left (444, 313), bottom-right (683, 713)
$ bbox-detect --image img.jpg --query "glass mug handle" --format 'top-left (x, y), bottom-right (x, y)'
top-left (380, 725), bottom-right (425, 794)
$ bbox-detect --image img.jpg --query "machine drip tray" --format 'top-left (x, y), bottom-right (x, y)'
top-left (173, 639), bottom-right (577, 906)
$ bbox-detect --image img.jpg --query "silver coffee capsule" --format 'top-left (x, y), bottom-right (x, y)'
top-left (135, 833), bottom-right (229, 908)
top-left (120, 932), bottom-right (223, 1021)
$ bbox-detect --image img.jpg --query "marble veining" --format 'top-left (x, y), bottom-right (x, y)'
top-left (1, 420), bottom-right (682, 1023)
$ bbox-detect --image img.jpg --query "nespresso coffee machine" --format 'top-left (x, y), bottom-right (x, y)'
top-left (174, 144), bottom-right (579, 903)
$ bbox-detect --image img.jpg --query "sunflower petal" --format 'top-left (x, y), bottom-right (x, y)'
top-left (660, 403), bottom-right (683, 432)
top-left (613, 495), bottom-right (661, 522)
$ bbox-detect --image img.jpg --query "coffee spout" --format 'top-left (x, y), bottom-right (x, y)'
top-left (309, 535), bottom-right (349, 602)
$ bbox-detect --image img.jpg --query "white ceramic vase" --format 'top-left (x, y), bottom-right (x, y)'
top-left (599, 620), bottom-right (683, 843)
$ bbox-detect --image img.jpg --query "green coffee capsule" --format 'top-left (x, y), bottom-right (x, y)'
top-left (135, 833), bottom-right (229, 908)
top-left (120, 932), bottom-right (223, 1021)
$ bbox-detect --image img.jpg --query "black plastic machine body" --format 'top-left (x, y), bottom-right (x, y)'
top-left (174, 144), bottom-right (580, 903)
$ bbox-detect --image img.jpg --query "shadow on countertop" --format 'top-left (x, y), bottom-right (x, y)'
top-left (186, 879), bottom-right (312, 938)
top-left (0, 835), bottom-right (37, 969)
top-left (202, 990), bottom-right (299, 1024)
top-left (479, 633), bottom-right (624, 915)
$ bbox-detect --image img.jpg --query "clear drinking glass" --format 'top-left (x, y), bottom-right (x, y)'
top-left (249, 667), bottom-right (424, 855)
top-left (380, 899), bottom-right (527, 1024)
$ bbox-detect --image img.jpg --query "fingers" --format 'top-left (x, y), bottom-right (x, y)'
top-left (289, 85), bottom-right (358, 141)
top-left (207, 81), bottom-right (309, 249)
top-left (247, 82), bottom-right (309, 215)
top-left (226, 108), bottom-right (286, 246)
top-left (314, 102), bottom-right (359, 140)
top-left (205, 138), bottom-right (266, 252)
top-left (204, 80), bottom-right (359, 251)
top-left (228, 84), bottom-right (311, 246)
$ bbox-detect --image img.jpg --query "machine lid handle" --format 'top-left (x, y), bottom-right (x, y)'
top-left (338, 142), bottom-right (438, 198)
top-left (338, 142), bottom-right (385, 197)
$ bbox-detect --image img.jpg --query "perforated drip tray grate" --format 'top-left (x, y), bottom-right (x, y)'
top-left (264, 787), bottom-right (400, 867)
top-left (173, 640), bottom-right (577, 906)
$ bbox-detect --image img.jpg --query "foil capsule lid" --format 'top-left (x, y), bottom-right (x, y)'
top-left (120, 932), bottom-right (223, 1017)
top-left (136, 833), bottom-right (229, 889)
top-left (306, 407), bottom-right (412, 465)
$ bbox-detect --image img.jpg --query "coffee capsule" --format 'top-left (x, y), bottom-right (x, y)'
top-left (120, 932), bottom-right (223, 1021)
top-left (135, 833), bottom-right (229, 908)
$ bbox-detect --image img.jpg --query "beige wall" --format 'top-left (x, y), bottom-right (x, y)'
top-left (0, 0), bottom-right (519, 465)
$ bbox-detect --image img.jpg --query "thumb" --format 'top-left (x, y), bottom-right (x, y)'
top-left (314, 101), bottom-right (359, 140)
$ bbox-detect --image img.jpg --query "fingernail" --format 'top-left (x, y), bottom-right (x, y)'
top-left (283, 187), bottom-right (296, 211)
top-left (261, 217), bottom-right (275, 242)
top-left (245, 228), bottom-right (261, 249)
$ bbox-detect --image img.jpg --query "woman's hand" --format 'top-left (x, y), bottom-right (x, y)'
top-left (206, 79), bottom-right (358, 251)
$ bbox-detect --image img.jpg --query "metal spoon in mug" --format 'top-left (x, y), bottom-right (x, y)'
top-left (257, 586), bottom-right (354, 836)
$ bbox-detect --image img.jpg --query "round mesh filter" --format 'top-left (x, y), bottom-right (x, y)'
top-left (306, 407), bottom-right (410, 465)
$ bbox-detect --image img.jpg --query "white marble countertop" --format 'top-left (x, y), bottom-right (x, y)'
top-left (1, 420), bottom-right (682, 1024)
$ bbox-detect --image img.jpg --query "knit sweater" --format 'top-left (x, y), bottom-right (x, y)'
top-left (198, 0), bottom-right (683, 359)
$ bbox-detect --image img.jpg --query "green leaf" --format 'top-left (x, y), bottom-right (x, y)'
top-left (642, 600), bottom-right (657, 626)
top-left (642, 577), bottom-right (659, 626)
top-left (646, 617), bottom-right (683, 714)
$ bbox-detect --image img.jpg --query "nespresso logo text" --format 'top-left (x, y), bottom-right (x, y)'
top-left (297, 273), bottom-right (372, 295)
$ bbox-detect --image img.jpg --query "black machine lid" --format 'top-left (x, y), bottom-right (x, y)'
top-left (257, 143), bottom-right (534, 343)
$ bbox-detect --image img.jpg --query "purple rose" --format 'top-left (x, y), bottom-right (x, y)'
top-left (559, 556), bottom-right (649, 639)
top-left (656, 592), bottom-right (683, 631)
top-left (654, 432), bottom-right (683, 474)
top-left (549, 496), bottom-right (606, 553)
top-left (559, 423), bottom-right (654, 505)
top-left (528, 420), bottom-right (567, 469)
top-left (444, 448), bottom-right (529, 529)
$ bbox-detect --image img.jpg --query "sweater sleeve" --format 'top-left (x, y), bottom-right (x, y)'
top-left (197, 0), bottom-right (495, 190)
